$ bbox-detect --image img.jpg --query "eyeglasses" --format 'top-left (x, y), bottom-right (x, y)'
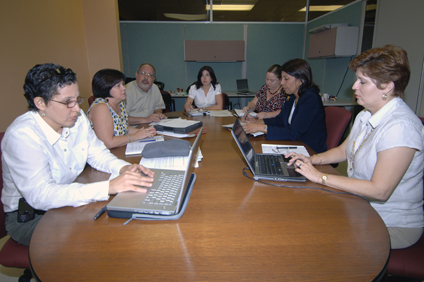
top-left (50, 96), bottom-right (85, 108)
top-left (138, 71), bottom-right (154, 78)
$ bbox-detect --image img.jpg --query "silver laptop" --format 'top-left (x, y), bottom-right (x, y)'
top-left (231, 119), bottom-right (306, 182)
top-left (236, 79), bottom-right (256, 94)
top-left (107, 128), bottom-right (203, 216)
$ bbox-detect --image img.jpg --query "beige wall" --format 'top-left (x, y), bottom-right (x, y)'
top-left (0, 0), bottom-right (122, 132)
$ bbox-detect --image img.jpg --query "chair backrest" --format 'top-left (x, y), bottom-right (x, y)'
top-left (88, 96), bottom-right (96, 106)
top-left (222, 93), bottom-right (231, 110)
top-left (154, 81), bottom-right (165, 91)
top-left (0, 132), bottom-right (7, 239)
top-left (161, 91), bottom-right (174, 112)
top-left (325, 106), bottom-right (352, 150)
top-left (125, 77), bottom-right (136, 85)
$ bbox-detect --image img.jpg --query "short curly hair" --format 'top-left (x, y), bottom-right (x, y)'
top-left (349, 45), bottom-right (410, 97)
top-left (23, 63), bottom-right (77, 111)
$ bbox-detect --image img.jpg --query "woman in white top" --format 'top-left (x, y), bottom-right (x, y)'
top-left (287, 45), bottom-right (424, 249)
top-left (184, 66), bottom-right (223, 112)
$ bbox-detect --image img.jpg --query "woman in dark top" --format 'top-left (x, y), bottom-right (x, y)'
top-left (243, 58), bottom-right (327, 153)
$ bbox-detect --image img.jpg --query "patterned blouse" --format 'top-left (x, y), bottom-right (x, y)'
top-left (254, 85), bottom-right (287, 113)
top-left (86, 98), bottom-right (129, 136)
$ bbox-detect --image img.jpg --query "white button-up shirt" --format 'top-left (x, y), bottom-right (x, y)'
top-left (1, 110), bottom-right (129, 212)
top-left (346, 97), bottom-right (424, 228)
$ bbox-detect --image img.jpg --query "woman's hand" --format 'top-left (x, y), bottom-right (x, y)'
top-left (109, 164), bottom-right (155, 194)
top-left (242, 121), bottom-right (264, 134)
top-left (256, 112), bottom-right (268, 119)
top-left (285, 152), bottom-right (323, 183)
top-left (132, 127), bottom-right (156, 141)
top-left (242, 106), bottom-right (251, 115)
top-left (185, 104), bottom-right (193, 112)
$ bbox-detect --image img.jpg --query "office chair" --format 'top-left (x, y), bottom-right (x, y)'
top-left (154, 81), bottom-right (165, 91)
top-left (386, 164), bottom-right (424, 280)
top-left (222, 93), bottom-right (232, 110)
top-left (161, 91), bottom-right (175, 112)
top-left (125, 77), bottom-right (136, 85)
top-left (88, 95), bottom-right (96, 106)
top-left (325, 106), bottom-right (351, 150)
top-left (0, 132), bottom-right (33, 282)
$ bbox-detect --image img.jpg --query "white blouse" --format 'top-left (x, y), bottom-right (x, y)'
top-left (346, 97), bottom-right (424, 228)
top-left (188, 84), bottom-right (222, 108)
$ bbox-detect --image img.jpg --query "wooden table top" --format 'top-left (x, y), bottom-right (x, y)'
top-left (29, 112), bottom-right (389, 281)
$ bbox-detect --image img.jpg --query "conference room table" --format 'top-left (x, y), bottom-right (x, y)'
top-left (29, 111), bottom-right (390, 281)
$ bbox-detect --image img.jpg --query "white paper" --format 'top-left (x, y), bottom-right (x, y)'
top-left (140, 156), bottom-right (189, 171)
top-left (234, 109), bottom-right (257, 118)
top-left (261, 144), bottom-right (310, 157)
top-left (125, 135), bottom-right (165, 155)
top-left (156, 131), bottom-right (195, 138)
top-left (209, 110), bottom-right (234, 117)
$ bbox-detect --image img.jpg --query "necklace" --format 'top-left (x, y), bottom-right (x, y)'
top-left (348, 127), bottom-right (374, 172)
top-left (267, 86), bottom-right (281, 95)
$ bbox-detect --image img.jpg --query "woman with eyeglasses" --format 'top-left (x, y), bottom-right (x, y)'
top-left (1, 63), bottom-right (154, 246)
top-left (184, 66), bottom-right (223, 112)
top-left (87, 69), bottom-right (156, 149)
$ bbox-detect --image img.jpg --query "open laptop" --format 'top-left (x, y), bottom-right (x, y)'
top-left (231, 119), bottom-right (306, 182)
top-left (107, 128), bottom-right (203, 218)
top-left (236, 79), bottom-right (256, 95)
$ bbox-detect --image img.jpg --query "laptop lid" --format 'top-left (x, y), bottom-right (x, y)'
top-left (108, 128), bottom-right (203, 215)
top-left (236, 79), bottom-right (249, 93)
top-left (231, 119), bottom-right (306, 182)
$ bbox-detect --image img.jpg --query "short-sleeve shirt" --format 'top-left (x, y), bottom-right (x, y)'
top-left (255, 85), bottom-right (286, 112)
top-left (125, 81), bottom-right (165, 117)
top-left (346, 97), bottom-right (424, 228)
top-left (86, 98), bottom-right (129, 136)
top-left (188, 84), bottom-right (222, 108)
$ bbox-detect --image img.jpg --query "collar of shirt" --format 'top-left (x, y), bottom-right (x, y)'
top-left (365, 97), bottom-right (402, 130)
top-left (32, 111), bottom-right (73, 145)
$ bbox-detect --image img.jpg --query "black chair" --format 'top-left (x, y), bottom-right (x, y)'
top-left (161, 91), bottom-right (175, 112)
top-left (125, 77), bottom-right (136, 84)
top-left (222, 93), bottom-right (232, 110)
top-left (154, 81), bottom-right (165, 91)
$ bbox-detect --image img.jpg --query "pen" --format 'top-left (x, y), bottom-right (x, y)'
top-left (93, 205), bottom-right (107, 220)
top-left (244, 108), bottom-right (250, 122)
top-left (277, 146), bottom-right (297, 149)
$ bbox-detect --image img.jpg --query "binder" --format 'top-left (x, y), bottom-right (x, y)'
top-left (153, 120), bottom-right (202, 134)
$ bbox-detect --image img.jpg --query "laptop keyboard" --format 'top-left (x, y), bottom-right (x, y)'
top-left (257, 155), bottom-right (283, 175)
top-left (143, 172), bottom-right (184, 205)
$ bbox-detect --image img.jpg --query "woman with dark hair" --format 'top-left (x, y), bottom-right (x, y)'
top-left (2, 63), bottom-right (154, 246)
top-left (243, 59), bottom-right (327, 154)
top-left (242, 64), bottom-right (287, 119)
top-left (287, 45), bottom-right (424, 249)
top-left (184, 66), bottom-right (223, 112)
top-left (87, 69), bottom-right (156, 149)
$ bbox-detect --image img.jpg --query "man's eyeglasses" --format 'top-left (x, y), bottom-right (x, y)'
top-left (138, 71), bottom-right (154, 78)
top-left (50, 96), bottom-right (85, 108)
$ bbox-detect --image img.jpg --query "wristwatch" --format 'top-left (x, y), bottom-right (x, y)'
top-left (322, 174), bottom-right (328, 185)
top-left (264, 125), bottom-right (268, 133)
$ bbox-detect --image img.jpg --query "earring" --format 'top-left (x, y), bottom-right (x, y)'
top-left (41, 112), bottom-right (46, 117)
top-left (382, 93), bottom-right (388, 100)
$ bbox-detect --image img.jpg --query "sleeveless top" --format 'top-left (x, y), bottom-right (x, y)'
top-left (255, 85), bottom-right (286, 112)
top-left (86, 98), bottom-right (129, 136)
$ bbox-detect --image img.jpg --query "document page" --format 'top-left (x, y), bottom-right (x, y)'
top-left (261, 144), bottom-right (310, 157)
top-left (140, 156), bottom-right (189, 171)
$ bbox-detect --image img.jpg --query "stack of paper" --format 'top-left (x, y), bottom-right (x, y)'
top-left (234, 109), bottom-right (257, 118)
top-left (125, 135), bottom-right (164, 155)
top-left (186, 109), bottom-right (210, 117)
top-left (209, 110), bottom-right (234, 117)
top-left (261, 144), bottom-right (310, 156)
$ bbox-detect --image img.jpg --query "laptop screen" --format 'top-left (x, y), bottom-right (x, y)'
top-left (236, 79), bottom-right (249, 92)
top-left (232, 119), bottom-right (256, 169)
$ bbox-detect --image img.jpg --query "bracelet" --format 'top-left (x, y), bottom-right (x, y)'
top-left (315, 154), bottom-right (323, 165)
top-left (126, 134), bottom-right (131, 143)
